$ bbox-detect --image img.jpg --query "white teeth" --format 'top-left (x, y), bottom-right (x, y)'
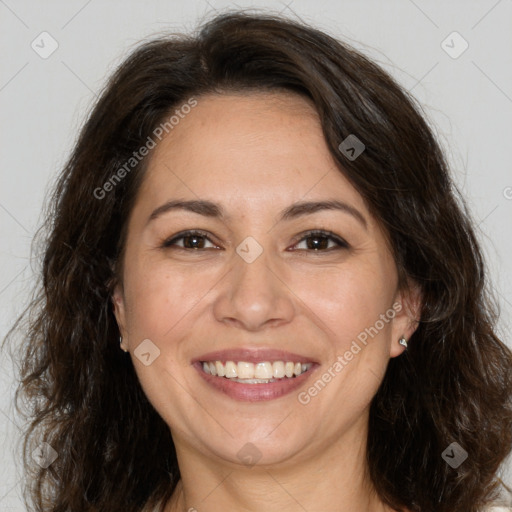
top-left (255, 362), bottom-right (273, 379)
top-left (201, 360), bottom-right (313, 380)
top-left (231, 378), bottom-right (276, 384)
top-left (273, 361), bottom-right (285, 378)
top-left (224, 361), bottom-right (238, 378)
top-left (237, 362), bottom-right (254, 379)
top-left (215, 361), bottom-right (225, 377)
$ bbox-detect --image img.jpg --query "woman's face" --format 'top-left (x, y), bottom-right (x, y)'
top-left (113, 92), bottom-right (416, 468)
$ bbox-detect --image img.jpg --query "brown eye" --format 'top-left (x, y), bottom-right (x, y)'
top-left (162, 230), bottom-right (218, 250)
top-left (292, 230), bottom-right (348, 251)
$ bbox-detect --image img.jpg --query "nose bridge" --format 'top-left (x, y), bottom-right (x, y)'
top-left (234, 242), bottom-right (274, 296)
top-left (212, 236), bottom-right (295, 330)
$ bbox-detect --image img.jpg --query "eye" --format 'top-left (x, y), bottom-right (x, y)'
top-left (290, 230), bottom-right (349, 252)
top-left (161, 229), bottom-right (348, 252)
top-left (161, 230), bottom-right (220, 250)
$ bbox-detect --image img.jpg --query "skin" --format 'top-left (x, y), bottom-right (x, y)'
top-left (113, 91), bottom-right (420, 512)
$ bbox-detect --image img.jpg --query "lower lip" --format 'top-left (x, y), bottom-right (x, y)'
top-left (193, 362), bottom-right (318, 402)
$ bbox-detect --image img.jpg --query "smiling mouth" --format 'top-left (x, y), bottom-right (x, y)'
top-left (201, 360), bottom-right (313, 383)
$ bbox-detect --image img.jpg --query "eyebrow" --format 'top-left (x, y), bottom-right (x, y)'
top-left (147, 199), bottom-right (368, 229)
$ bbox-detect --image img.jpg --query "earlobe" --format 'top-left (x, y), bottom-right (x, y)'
top-left (390, 281), bottom-right (422, 357)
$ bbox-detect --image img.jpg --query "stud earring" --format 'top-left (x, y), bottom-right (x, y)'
top-left (120, 336), bottom-right (128, 353)
top-left (398, 336), bottom-right (408, 349)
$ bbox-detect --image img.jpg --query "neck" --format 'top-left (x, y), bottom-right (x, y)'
top-left (163, 414), bottom-right (397, 512)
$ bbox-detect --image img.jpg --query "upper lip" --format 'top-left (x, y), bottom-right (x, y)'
top-left (192, 348), bottom-right (317, 364)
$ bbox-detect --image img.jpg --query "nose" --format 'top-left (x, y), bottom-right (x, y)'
top-left (212, 246), bottom-right (295, 332)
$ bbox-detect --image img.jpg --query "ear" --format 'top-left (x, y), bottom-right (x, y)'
top-left (389, 279), bottom-right (422, 358)
top-left (112, 281), bottom-right (129, 351)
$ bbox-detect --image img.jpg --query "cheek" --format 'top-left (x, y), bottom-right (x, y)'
top-left (295, 264), bottom-right (396, 422)
top-left (121, 259), bottom-right (213, 426)
top-left (295, 260), bottom-right (395, 349)
top-left (122, 255), bottom-right (213, 341)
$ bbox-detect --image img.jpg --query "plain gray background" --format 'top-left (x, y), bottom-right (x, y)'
top-left (1, 0), bottom-right (511, 509)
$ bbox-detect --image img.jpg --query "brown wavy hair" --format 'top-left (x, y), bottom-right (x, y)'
top-left (4, 10), bottom-right (512, 512)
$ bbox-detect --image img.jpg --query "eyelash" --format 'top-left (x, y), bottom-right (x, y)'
top-left (161, 229), bottom-right (349, 252)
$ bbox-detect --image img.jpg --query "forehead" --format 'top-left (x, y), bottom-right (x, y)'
top-left (137, 92), bottom-right (367, 213)
top-left (150, 91), bottom-right (326, 179)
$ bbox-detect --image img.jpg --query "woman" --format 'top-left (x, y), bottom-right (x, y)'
top-left (7, 10), bottom-right (512, 512)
